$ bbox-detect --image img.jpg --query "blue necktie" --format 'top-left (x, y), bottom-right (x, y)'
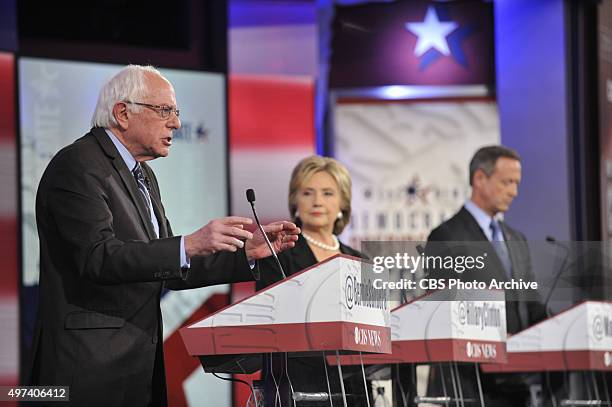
top-left (490, 219), bottom-right (513, 280)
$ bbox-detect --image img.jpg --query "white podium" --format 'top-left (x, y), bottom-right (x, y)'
top-left (482, 300), bottom-right (612, 373)
top-left (333, 288), bottom-right (507, 366)
top-left (179, 254), bottom-right (391, 373)
top-left (482, 300), bottom-right (612, 406)
top-left (330, 289), bottom-right (507, 406)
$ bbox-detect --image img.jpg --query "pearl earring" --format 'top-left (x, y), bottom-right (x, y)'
top-left (337, 211), bottom-right (343, 220)
top-left (294, 211), bottom-right (300, 218)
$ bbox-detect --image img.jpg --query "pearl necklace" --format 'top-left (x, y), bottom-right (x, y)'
top-left (302, 232), bottom-right (340, 251)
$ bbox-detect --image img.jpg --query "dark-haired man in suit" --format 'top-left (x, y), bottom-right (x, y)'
top-left (426, 145), bottom-right (547, 406)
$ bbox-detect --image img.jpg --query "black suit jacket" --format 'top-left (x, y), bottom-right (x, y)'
top-left (427, 207), bottom-right (546, 333)
top-left (255, 233), bottom-right (364, 290)
top-left (31, 128), bottom-right (254, 406)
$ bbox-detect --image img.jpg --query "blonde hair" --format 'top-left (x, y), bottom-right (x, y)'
top-left (288, 155), bottom-right (352, 235)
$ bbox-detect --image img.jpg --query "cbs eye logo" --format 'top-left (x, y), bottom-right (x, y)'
top-left (593, 315), bottom-right (604, 341)
top-left (345, 275), bottom-right (355, 310)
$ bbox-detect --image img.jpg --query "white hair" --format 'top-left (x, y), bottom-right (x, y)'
top-left (90, 64), bottom-right (170, 128)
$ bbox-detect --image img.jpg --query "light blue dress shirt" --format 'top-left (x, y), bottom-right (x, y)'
top-left (105, 129), bottom-right (189, 268)
top-left (463, 199), bottom-right (505, 242)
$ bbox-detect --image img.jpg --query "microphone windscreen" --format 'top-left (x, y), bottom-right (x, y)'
top-left (246, 188), bottom-right (256, 203)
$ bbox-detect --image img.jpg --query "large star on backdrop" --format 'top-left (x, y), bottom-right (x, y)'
top-left (405, 6), bottom-right (476, 71)
top-left (405, 6), bottom-right (457, 57)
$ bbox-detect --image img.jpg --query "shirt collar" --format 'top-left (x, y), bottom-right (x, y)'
top-left (464, 199), bottom-right (500, 241)
top-left (104, 128), bottom-right (137, 171)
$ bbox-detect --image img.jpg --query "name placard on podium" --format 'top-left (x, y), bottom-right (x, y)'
top-left (179, 255), bottom-right (391, 364)
top-left (333, 289), bottom-right (507, 366)
top-left (483, 300), bottom-right (612, 372)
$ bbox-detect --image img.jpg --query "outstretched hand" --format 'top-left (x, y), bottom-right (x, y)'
top-left (184, 216), bottom-right (253, 258)
top-left (245, 221), bottom-right (301, 261)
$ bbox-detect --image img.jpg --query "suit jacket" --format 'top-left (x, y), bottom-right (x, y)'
top-left (31, 127), bottom-right (254, 406)
top-left (255, 233), bottom-right (364, 290)
top-left (427, 207), bottom-right (546, 333)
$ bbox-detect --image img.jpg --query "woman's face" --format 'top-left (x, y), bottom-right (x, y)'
top-left (295, 171), bottom-right (342, 234)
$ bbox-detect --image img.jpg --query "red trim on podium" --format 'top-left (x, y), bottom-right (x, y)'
top-left (330, 338), bottom-right (506, 366)
top-left (180, 321), bottom-right (391, 356)
top-left (482, 350), bottom-right (612, 373)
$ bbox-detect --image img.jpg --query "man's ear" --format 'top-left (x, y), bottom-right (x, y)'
top-left (472, 169), bottom-right (486, 189)
top-left (112, 102), bottom-right (129, 130)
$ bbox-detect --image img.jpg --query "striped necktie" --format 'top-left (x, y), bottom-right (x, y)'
top-left (132, 162), bottom-right (152, 220)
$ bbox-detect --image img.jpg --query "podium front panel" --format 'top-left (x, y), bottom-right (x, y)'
top-left (483, 301), bottom-right (612, 372)
top-left (333, 289), bottom-right (508, 366)
top-left (180, 255), bottom-right (391, 356)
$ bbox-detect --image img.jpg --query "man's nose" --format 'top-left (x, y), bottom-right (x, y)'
top-left (509, 184), bottom-right (518, 197)
top-left (168, 114), bottom-right (181, 129)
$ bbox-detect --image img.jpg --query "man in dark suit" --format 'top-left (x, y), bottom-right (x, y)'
top-left (30, 64), bottom-right (300, 406)
top-left (426, 145), bottom-right (547, 406)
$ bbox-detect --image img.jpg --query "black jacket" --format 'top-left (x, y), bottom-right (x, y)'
top-left (427, 207), bottom-right (547, 333)
top-left (256, 233), bottom-right (364, 290)
top-left (31, 128), bottom-right (254, 406)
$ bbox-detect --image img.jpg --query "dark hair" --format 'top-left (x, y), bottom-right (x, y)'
top-left (469, 145), bottom-right (520, 186)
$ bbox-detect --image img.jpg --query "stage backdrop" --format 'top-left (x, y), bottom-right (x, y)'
top-left (228, 73), bottom-right (316, 407)
top-left (0, 51), bottom-right (19, 387)
top-left (333, 99), bottom-right (500, 247)
top-left (18, 58), bottom-right (230, 406)
top-left (599, 0), bottom-right (612, 300)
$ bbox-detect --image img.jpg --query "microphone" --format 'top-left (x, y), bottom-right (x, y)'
top-left (544, 236), bottom-right (571, 317)
top-left (246, 189), bottom-right (287, 279)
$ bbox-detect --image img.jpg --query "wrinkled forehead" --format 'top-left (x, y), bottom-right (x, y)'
top-left (144, 72), bottom-right (176, 102)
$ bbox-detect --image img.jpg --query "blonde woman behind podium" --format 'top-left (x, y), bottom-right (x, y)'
top-left (256, 155), bottom-right (367, 406)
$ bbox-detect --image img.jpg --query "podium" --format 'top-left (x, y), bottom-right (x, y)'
top-left (179, 254), bottom-right (391, 404)
top-left (332, 289), bottom-right (507, 406)
top-left (333, 289), bottom-right (507, 365)
top-left (482, 300), bottom-right (612, 405)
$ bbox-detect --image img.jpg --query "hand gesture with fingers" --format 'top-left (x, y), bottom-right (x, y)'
top-left (184, 216), bottom-right (253, 258)
top-left (245, 221), bottom-right (301, 260)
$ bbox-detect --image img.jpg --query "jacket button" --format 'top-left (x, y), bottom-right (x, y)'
top-left (152, 335), bottom-right (159, 344)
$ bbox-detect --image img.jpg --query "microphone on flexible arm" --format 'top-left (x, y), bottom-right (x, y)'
top-left (544, 236), bottom-right (571, 317)
top-left (246, 189), bottom-right (287, 279)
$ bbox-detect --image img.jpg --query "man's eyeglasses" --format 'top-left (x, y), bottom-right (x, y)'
top-left (124, 101), bottom-right (180, 119)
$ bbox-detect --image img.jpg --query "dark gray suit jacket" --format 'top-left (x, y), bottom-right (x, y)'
top-left (427, 207), bottom-right (546, 333)
top-left (31, 127), bottom-right (254, 406)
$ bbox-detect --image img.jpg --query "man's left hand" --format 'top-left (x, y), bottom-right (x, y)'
top-left (245, 221), bottom-right (300, 260)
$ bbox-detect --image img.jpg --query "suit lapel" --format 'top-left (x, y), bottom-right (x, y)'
top-left (292, 236), bottom-right (318, 273)
top-left (141, 163), bottom-right (167, 238)
top-left (92, 128), bottom-right (157, 240)
top-left (148, 188), bottom-right (167, 238)
top-left (457, 207), bottom-right (489, 240)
